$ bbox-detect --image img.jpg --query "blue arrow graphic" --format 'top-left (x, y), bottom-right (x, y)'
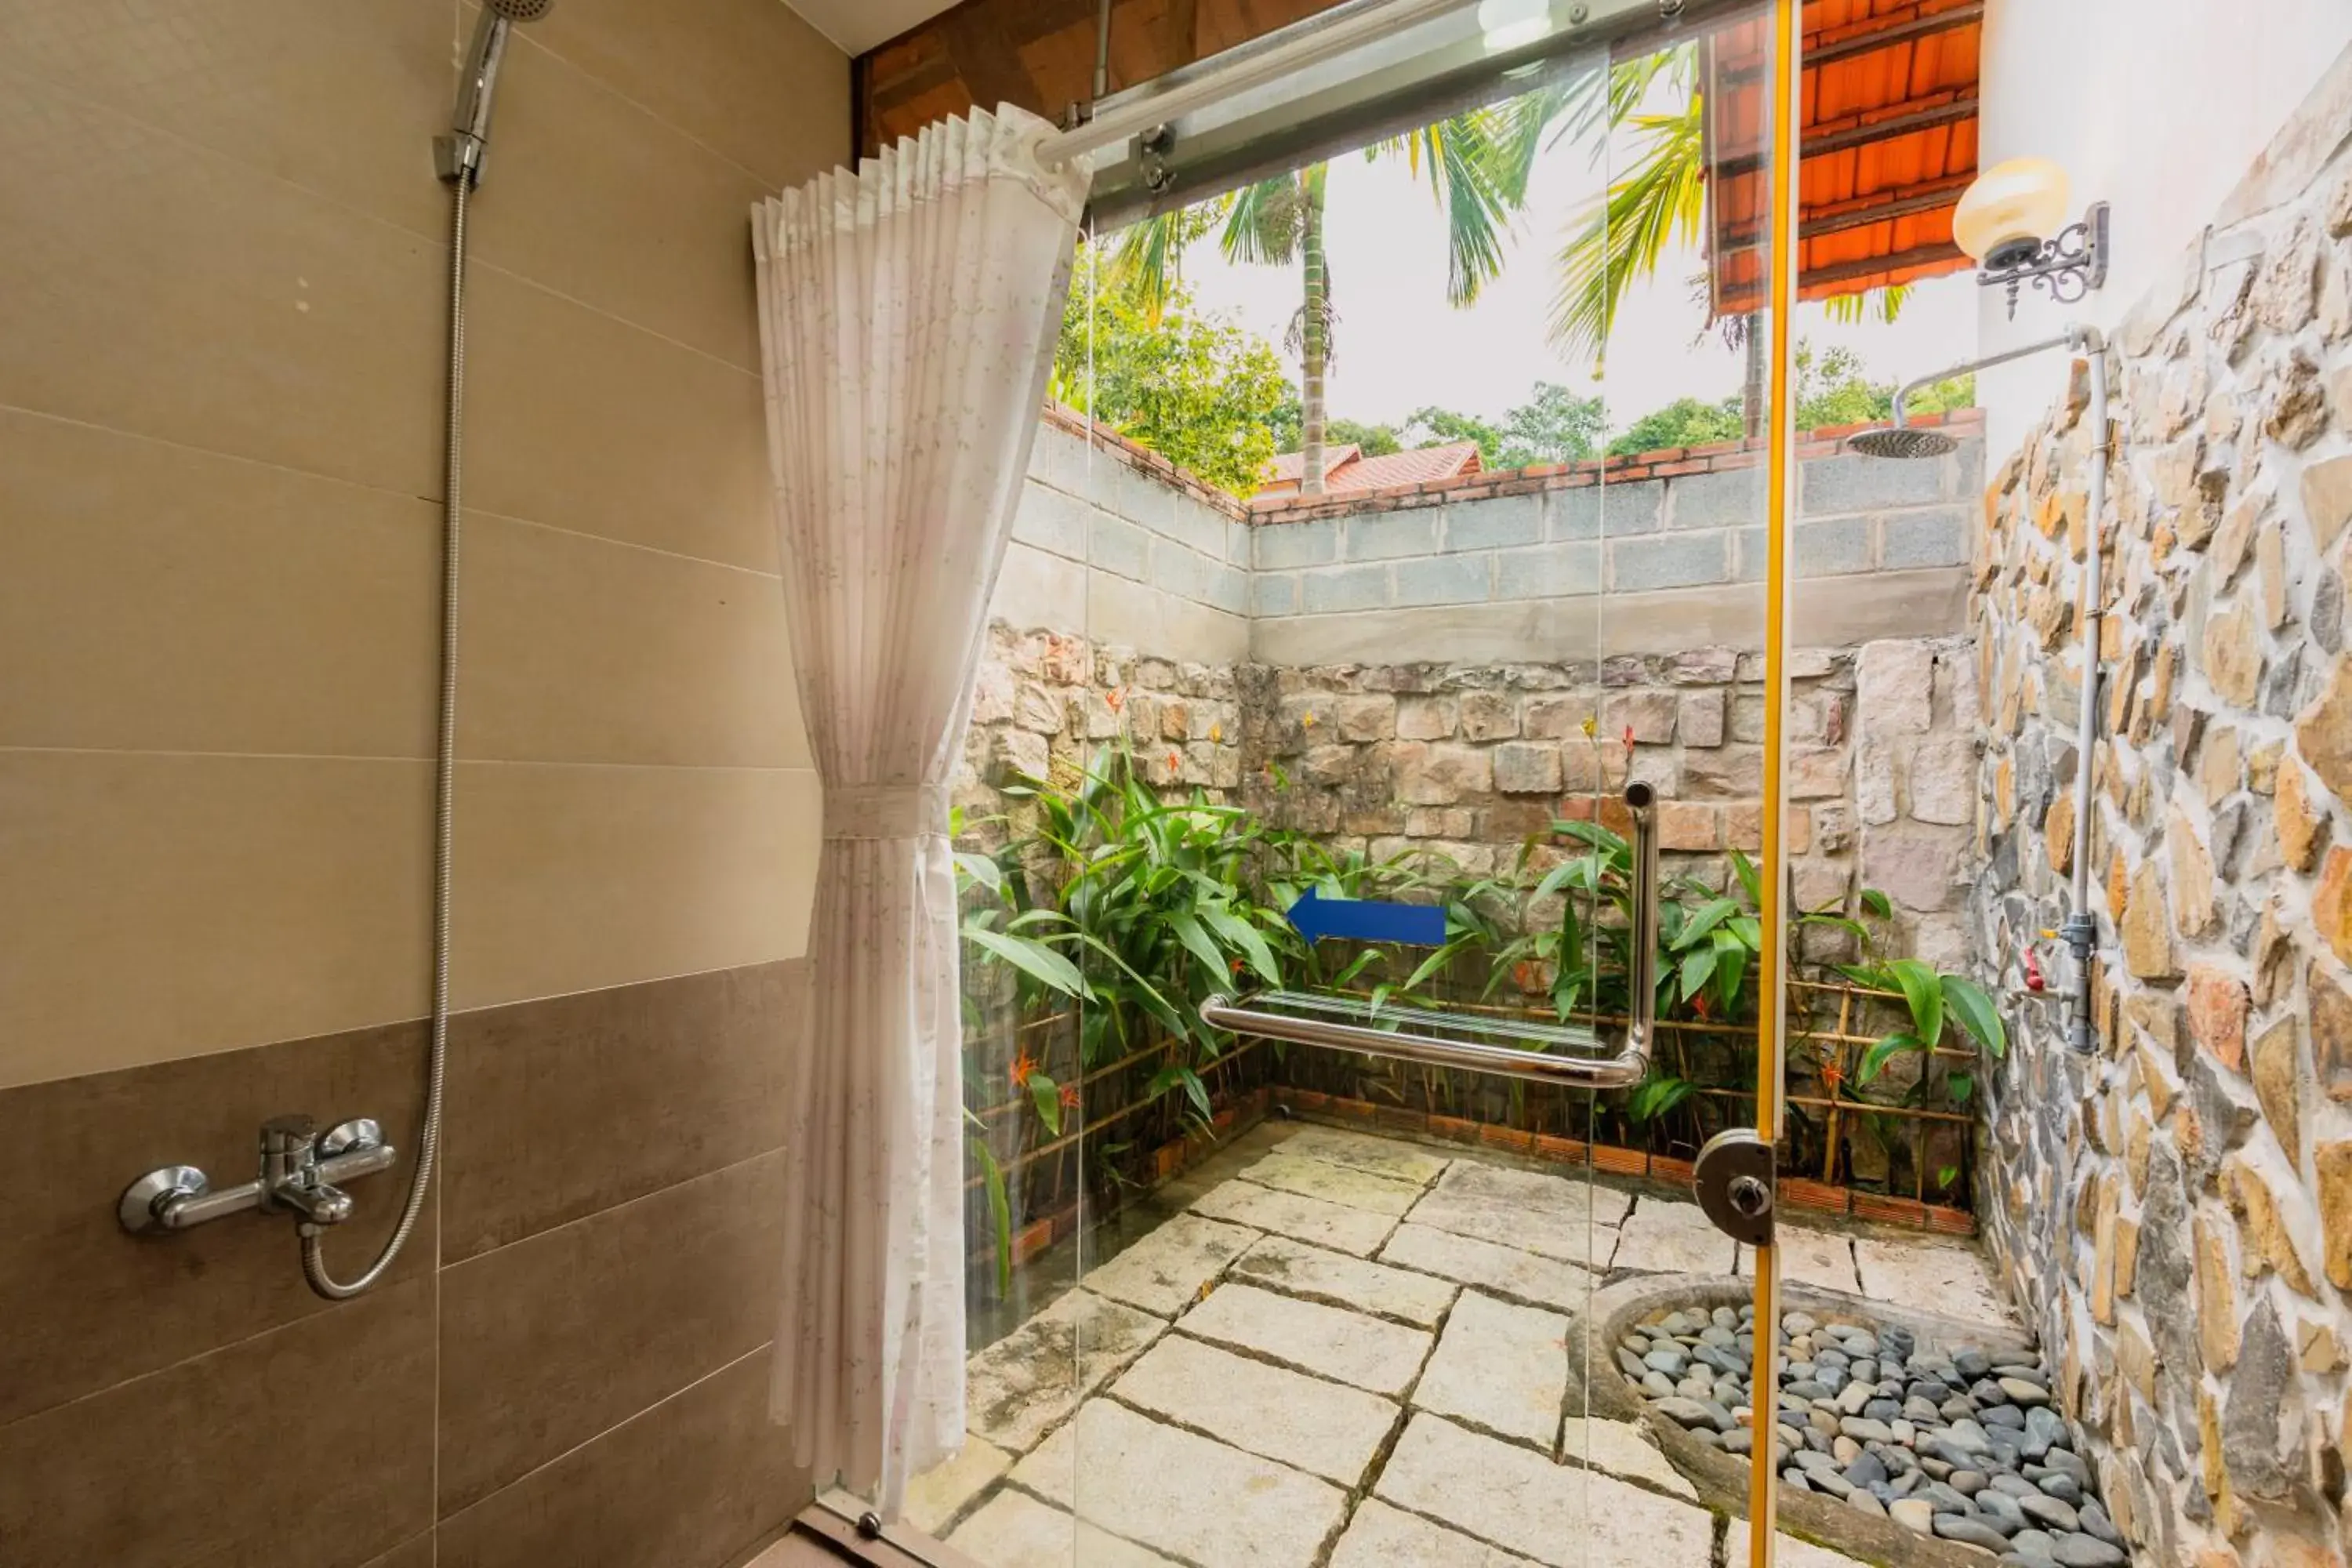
top-left (1286, 887), bottom-right (1447, 947)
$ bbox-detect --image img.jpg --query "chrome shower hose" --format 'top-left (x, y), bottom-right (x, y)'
top-left (302, 176), bottom-right (470, 1299)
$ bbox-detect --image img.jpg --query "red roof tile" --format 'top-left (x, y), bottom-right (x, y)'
top-left (1260, 441), bottom-right (1483, 495)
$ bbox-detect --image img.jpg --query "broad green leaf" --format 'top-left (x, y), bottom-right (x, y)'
top-left (1859, 887), bottom-right (1893, 919)
top-left (1167, 909), bottom-right (1231, 983)
top-left (1886, 957), bottom-right (1944, 1047)
top-left (1709, 929), bottom-right (1748, 1010)
top-left (1946, 1071), bottom-right (1975, 1107)
top-left (1030, 1073), bottom-right (1063, 1137)
top-left (1679, 946), bottom-right (1718, 1002)
top-left (965, 1116), bottom-right (1014, 1296)
top-left (1940, 975), bottom-right (2006, 1058)
top-left (953, 851), bottom-right (1004, 895)
top-left (1201, 906), bottom-right (1281, 985)
top-left (1729, 847), bottom-right (1762, 908)
top-left (1857, 1030), bottom-right (1924, 1085)
top-left (1673, 897), bottom-right (1740, 950)
top-left (963, 926), bottom-right (1090, 998)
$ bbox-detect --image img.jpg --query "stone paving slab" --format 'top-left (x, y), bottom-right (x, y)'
top-left (1377, 1221), bottom-right (1597, 1312)
top-left (1724, 1517), bottom-right (1872, 1567)
top-left (1559, 1416), bottom-right (1696, 1499)
top-left (1410, 1291), bottom-right (1569, 1446)
top-left (1230, 1235), bottom-right (1457, 1327)
top-left (901, 1437), bottom-right (1012, 1535)
top-left (1179, 1282), bottom-right (1432, 1396)
top-left (944, 1487), bottom-right (1179, 1567)
top-left (1327, 1499), bottom-right (1542, 1567)
top-left (1279, 1123), bottom-right (1453, 1185)
top-left (964, 1290), bottom-right (1163, 1453)
top-left (1082, 1212), bottom-right (1260, 1318)
top-left (1192, 1178), bottom-right (1398, 1256)
top-left (1240, 1149), bottom-right (1428, 1214)
top-left (1736, 1221), bottom-right (1860, 1293)
top-left (1011, 1398), bottom-right (1348, 1567)
top-left (1374, 1413), bottom-right (1719, 1567)
top-left (1111, 1333), bottom-right (1399, 1486)
top-left (1406, 1161), bottom-right (1629, 1263)
top-left (1609, 1197), bottom-right (1738, 1276)
top-left (1851, 1235), bottom-right (2017, 1324)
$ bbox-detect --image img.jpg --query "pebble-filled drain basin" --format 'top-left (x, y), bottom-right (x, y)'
top-left (1575, 1276), bottom-right (2136, 1568)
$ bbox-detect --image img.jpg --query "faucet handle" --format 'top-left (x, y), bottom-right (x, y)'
top-left (318, 1118), bottom-right (383, 1160)
top-left (260, 1113), bottom-right (317, 1153)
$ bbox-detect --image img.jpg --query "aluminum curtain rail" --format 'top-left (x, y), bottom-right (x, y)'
top-left (1200, 783), bottom-right (1658, 1088)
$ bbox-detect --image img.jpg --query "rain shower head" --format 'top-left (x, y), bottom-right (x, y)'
top-left (1845, 424), bottom-right (1959, 460)
top-left (440, 0), bottom-right (554, 187)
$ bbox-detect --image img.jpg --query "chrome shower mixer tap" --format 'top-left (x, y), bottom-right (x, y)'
top-left (118, 1115), bottom-right (396, 1236)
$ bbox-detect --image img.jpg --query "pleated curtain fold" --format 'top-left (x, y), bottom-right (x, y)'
top-left (750, 106), bottom-right (1088, 1512)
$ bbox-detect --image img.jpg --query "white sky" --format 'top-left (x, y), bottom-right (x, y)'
top-left (1167, 123), bottom-right (1980, 437)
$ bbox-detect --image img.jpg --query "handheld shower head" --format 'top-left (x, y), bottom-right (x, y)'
top-left (439, 0), bottom-right (554, 187)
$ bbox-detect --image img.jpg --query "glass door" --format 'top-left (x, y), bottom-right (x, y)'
top-left (913, 1), bottom-right (1855, 1563)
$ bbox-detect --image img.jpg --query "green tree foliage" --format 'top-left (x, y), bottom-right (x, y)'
top-left (1109, 108), bottom-right (1537, 492)
top-left (1328, 417), bottom-right (1403, 456)
top-left (1496, 380), bottom-right (1607, 466)
top-left (1606, 396), bottom-right (1744, 456)
top-left (1603, 343), bottom-right (1977, 456)
top-left (1051, 248), bottom-right (1293, 496)
top-left (1403, 405), bottom-right (1506, 463)
top-left (1793, 343), bottom-right (1974, 428)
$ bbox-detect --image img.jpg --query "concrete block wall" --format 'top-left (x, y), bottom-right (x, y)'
top-left (1241, 413), bottom-right (1984, 666)
top-left (989, 405), bottom-right (1251, 665)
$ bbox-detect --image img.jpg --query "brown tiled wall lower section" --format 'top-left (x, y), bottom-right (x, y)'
top-left (0, 961), bottom-right (808, 1568)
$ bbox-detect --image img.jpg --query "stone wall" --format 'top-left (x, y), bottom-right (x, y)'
top-left (953, 626), bottom-right (1977, 963)
top-left (1963, 73), bottom-right (2352, 1565)
top-left (1235, 641), bottom-right (1979, 957)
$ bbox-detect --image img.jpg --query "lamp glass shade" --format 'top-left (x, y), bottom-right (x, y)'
top-left (1954, 157), bottom-right (2072, 263)
top-left (1477, 0), bottom-right (1548, 51)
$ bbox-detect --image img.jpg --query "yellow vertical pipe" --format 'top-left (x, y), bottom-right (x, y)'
top-left (1748, 2), bottom-right (1801, 1563)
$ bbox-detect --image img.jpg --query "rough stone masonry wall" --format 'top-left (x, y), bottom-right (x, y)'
top-left (1963, 69), bottom-right (2352, 1566)
top-left (953, 623), bottom-right (1980, 967)
top-left (1235, 639), bottom-right (1981, 964)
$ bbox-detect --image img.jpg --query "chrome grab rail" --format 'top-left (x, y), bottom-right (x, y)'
top-left (1201, 782), bottom-right (1658, 1089)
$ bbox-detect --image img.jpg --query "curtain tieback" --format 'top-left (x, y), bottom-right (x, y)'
top-left (824, 782), bottom-right (948, 840)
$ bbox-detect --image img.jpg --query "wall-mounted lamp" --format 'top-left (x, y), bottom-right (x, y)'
top-left (1954, 157), bottom-right (2110, 319)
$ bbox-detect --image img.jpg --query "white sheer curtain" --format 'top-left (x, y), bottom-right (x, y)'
top-left (751, 107), bottom-right (1088, 1512)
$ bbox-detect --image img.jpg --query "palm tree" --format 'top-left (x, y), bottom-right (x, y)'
top-left (1537, 42), bottom-right (1906, 433)
top-left (1109, 112), bottom-right (1530, 495)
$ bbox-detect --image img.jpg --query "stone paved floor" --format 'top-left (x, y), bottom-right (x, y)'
top-left (904, 1121), bottom-right (2018, 1568)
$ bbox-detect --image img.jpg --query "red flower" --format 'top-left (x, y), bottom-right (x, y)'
top-left (1009, 1050), bottom-right (1040, 1090)
top-left (1058, 1081), bottom-right (1081, 1111)
top-left (1621, 724), bottom-right (1638, 753)
top-left (1167, 749), bottom-right (1182, 773)
top-left (1105, 687), bottom-right (1125, 713)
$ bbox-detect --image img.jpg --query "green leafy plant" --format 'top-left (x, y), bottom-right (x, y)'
top-left (1843, 955), bottom-right (2007, 1091)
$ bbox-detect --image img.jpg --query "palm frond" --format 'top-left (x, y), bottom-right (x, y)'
top-left (1219, 172), bottom-right (1310, 267)
top-left (1108, 216), bottom-right (1185, 323)
top-left (1823, 283), bottom-right (1912, 325)
top-left (1369, 109), bottom-right (1524, 306)
top-left (1549, 90), bottom-right (1708, 365)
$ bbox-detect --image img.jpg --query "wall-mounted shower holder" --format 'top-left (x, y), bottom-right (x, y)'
top-left (118, 1115), bottom-right (397, 1236)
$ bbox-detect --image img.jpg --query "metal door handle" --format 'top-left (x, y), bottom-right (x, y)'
top-left (1200, 782), bottom-right (1658, 1088)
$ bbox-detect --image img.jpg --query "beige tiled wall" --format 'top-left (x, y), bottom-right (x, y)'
top-left (0, 0), bottom-right (842, 1088)
top-left (0, 0), bottom-right (848, 1563)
